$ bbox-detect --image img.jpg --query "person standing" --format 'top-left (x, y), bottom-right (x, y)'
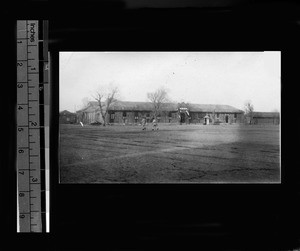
top-left (141, 117), bottom-right (146, 130)
top-left (152, 118), bottom-right (158, 130)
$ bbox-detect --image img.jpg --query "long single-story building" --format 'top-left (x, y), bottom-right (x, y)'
top-left (76, 101), bottom-right (244, 125)
top-left (252, 112), bottom-right (280, 125)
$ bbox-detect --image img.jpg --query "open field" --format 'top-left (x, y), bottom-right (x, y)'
top-left (59, 123), bottom-right (280, 183)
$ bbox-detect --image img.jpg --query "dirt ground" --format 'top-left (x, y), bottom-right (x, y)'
top-left (59, 123), bottom-right (280, 183)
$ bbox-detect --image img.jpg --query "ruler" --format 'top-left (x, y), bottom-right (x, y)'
top-left (16, 20), bottom-right (49, 232)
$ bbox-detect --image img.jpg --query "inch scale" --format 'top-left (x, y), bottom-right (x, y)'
top-left (17, 20), bottom-right (49, 232)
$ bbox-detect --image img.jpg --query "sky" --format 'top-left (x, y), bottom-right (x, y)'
top-left (59, 51), bottom-right (281, 113)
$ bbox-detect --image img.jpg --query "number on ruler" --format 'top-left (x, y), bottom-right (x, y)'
top-left (18, 149), bottom-right (24, 153)
top-left (19, 171), bottom-right (25, 175)
top-left (31, 122), bottom-right (37, 126)
top-left (18, 127), bottom-right (24, 132)
top-left (17, 62), bottom-right (23, 67)
top-left (18, 106), bottom-right (23, 110)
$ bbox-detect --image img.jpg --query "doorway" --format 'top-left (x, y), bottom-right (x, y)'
top-left (225, 115), bottom-right (228, 123)
top-left (109, 112), bottom-right (115, 123)
top-left (180, 113), bottom-right (185, 123)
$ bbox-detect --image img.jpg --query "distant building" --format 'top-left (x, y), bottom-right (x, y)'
top-left (76, 101), bottom-right (244, 125)
top-left (252, 112), bottom-right (280, 125)
top-left (59, 110), bottom-right (77, 124)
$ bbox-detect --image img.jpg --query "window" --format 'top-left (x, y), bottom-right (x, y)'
top-left (110, 112), bottom-right (115, 119)
top-left (134, 112), bottom-right (139, 118)
top-left (216, 113), bottom-right (219, 118)
top-left (234, 113), bottom-right (237, 118)
top-left (168, 111), bottom-right (172, 117)
top-left (123, 111), bottom-right (127, 117)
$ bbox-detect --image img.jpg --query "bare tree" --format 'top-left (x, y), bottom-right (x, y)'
top-left (147, 87), bottom-right (169, 120)
top-left (244, 100), bottom-right (254, 124)
top-left (81, 97), bottom-right (91, 109)
top-left (92, 85), bottom-right (119, 126)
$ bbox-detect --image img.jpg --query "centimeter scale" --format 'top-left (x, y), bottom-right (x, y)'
top-left (16, 20), bottom-right (49, 232)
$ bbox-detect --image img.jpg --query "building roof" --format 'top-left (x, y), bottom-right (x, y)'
top-left (77, 101), bottom-right (244, 113)
top-left (188, 104), bottom-right (243, 113)
top-left (60, 110), bottom-right (76, 115)
top-left (252, 112), bottom-right (280, 118)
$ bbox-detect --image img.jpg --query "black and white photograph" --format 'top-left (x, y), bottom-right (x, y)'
top-left (6, 0), bottom-right (300, 250)
top-left (59, 51), bottom-right (280, 183)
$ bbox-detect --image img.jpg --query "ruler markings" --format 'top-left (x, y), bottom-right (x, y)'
top-left (26, 20), bottom-right (32, 233)
top-left (17, 20), bottom-right (48, 233)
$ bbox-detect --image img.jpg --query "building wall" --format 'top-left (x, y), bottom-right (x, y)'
top-left (77, 111), bottom-right (103, 124)
top-left (77, 109), bottom-right (244, 125)
top-left (189, 112), bottom-right (242, 124)
top-left (109, 111), bottom-right (152, 124)
top-left (236, 113), bottom-right (244, 123)
top-left (253, 117), bottom-right (280, 125)
top-left (107, 111), bottom-right (180, 124)
top-left (59, 115), bottom-right (77, 124)
top-left (190, 112), bottom-right (206, 124)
